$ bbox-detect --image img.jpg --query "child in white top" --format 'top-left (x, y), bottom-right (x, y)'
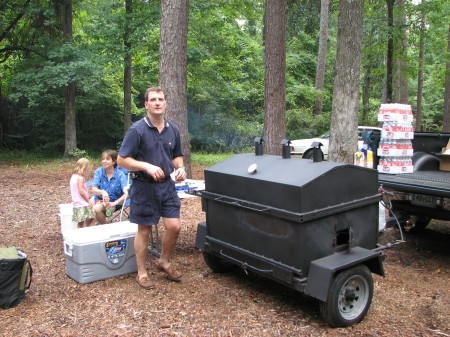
top-left (70, 158), bottom-right (96, 228)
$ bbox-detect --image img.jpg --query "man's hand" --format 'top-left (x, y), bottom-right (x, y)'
top-left (144, 163), bottom-right (165, 181)
top-left (174, 166), bottom-right (186, 182)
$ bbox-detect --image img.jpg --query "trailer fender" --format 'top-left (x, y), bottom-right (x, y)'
top-left (412, 151), bottom-right (440, 171)
top-left (195, 221), bottom-right (207, 250)
top-left (304, 247), bottom-right (384, 302)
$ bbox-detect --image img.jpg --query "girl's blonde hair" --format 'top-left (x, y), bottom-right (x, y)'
top-left (73, 158), bottom-right (92, 176)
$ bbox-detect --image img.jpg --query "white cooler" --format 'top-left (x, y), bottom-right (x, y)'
top-left (58, 203), bottom-right (77, 236)
top-left (63, 221), bottom-right (138, 284)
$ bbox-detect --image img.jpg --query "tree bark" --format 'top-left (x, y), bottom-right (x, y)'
top-left (313, 0), bottom-right (330, 116)
top-left (123, 0), bottom-right (132, 132)
top-left (443, 24), bottom-right (450, 132)
top-left (361, 65), bottom-right (371, 126)
top-left (384, 0), bottom-right (395, 103)
top-left (393, 0), bottom-right (408, 104)
top-left (63, 0), bottom-right (76, 159)
top-left (263, 0), bottom-right (286, 155)
top-left (328, 0), bottom-right (364, 164)
top-left (416, 3), bottom-right (425, 132)
top-left (159, 0), bottom-right (191, 177)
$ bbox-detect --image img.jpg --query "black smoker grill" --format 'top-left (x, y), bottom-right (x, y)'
top-left (195, 152), bottom-right (385, 327)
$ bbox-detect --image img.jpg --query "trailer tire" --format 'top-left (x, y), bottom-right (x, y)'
top-left (203, 252), bottom-right (238, 273)
top-left (319, 265), bottom-right (373, 327)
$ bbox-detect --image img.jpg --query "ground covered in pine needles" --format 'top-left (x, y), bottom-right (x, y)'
top-left (0, 159), bottom-right (449, 336)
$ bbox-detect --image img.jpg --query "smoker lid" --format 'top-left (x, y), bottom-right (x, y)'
top-left (204, 153), bottom-right (379, 213)
top-left (206, 153), bottom-right (363, 186)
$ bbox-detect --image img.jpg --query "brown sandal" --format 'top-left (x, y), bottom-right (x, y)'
top-left (154, 260), bottom-right (182, 282)
top-left (136, 275), bottom-right (155, 289)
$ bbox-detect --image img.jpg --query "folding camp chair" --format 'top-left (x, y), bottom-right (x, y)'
top-left (147, 225), bottom-right (161, 257)
top-left (107, 170), bottom-right (131, 223)
top-left (107, 198), bottom-right (131, 223)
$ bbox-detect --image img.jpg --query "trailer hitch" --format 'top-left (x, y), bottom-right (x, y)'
top-left (375, 186), bottom-right (406, 251)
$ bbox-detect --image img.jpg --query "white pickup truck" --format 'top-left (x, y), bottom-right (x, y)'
top-left (290, 126), bottom-right (382, 159)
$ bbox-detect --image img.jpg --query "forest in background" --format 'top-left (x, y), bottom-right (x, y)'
top-left (0, 0), bottom-right (448, 155)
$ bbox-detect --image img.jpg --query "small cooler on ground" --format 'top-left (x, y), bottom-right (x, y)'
top-left (63, 221), bottom-right (138, 284)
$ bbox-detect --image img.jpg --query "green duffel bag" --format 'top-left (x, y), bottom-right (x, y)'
top-left (0, 247), bottom-right (32, 309)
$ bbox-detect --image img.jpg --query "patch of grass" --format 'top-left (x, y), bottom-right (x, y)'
top-left (0, 150), bottom-right (100, 170)
top-left (0, 150), bottom-right (57, 164)
top-left (1, 150), bottom-right (238, 168)
top-left (191, 152), bottom-right (236, 166)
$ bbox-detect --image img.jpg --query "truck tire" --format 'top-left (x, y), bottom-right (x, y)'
top-left (319, 265), bottom-right (373, 327)
top-left (412, 216), bottom-right (431, 231)
top-left (203, 252), bottom-right (238, 273)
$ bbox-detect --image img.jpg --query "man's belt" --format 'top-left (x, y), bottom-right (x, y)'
top-left (130, 172), bottom-right (168, 183)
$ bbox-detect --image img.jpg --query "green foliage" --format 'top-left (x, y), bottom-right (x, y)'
top-left (1, 0), bottom-right (449, 154)
top-left (68, 148), bottom-right (88, 159)
top-left (286, 109), bottom-right (331, 140)
top-left (187, 0), bottom-right (264, 118)
top-left (286, 0), bottom-right (321, 38)
top-left (189, 110), bottom-right (262, 153)
top-left (10, 43), bottom-right (102, 107)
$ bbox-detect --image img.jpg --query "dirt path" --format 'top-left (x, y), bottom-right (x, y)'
top-left (0, 160), bottom-right (449, 336)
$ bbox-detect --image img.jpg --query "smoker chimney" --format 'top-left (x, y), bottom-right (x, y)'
top-left (311, 141), bottom-right (324, 162)
top-left (254, 137), bottom-right (264, 156)
top-left (281, 139), bottom-right (291, 159)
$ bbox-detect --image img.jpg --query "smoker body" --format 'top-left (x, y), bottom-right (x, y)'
top-left (195, 153), bottom-right (385, 327)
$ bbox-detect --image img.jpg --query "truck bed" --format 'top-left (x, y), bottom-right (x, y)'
top-left (378, 171), bottom-right (450, 198)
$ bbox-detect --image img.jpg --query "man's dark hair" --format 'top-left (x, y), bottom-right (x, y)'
top-left (145, 86), bottom-right (166, 101)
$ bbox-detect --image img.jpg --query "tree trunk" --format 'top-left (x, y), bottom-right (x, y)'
top-left (123, 0), bottom-right (132, 132)
top-left (263, 0), bottom-right (286, 155)
top-left (159, 0), bottom-right (191, 177)
top-left (361, 65), bottom-right (371, 126)
top-left (416, 4), bottom-right (425, 132)
top-left (63, 0), bottom-right (76, 159)
top-left (384, 0), bottom-right (395, 103)
top-left (328, 0), bottom-right (364, 164)
top-left (362, 3), bottom-right (382, 122)
top-left (443, 24), bottom-right (450, 132)
top-left (313, 0), bottom-right (330, 116)
top-left (393, 0), bottom-right (408, 104)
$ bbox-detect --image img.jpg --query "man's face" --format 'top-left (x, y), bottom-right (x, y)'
top-left (144, 91), bottom-right (167, 116)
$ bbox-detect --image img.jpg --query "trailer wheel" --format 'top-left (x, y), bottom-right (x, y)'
top-left (412, 216), bottom-right (431, 231)
top-left (203, 252), bottom-right (238, 273)
top-left (319, 265), bottom-right (373, 327)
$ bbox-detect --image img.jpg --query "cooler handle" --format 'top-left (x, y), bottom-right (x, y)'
top-left (64, 241), bottom-right (73, 257)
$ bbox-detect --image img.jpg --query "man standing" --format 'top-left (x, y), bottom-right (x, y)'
top-left (118, 86), bottom-right (186, 289)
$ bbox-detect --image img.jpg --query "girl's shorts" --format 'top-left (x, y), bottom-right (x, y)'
top-left (72, 206), bottom-right (95, 222)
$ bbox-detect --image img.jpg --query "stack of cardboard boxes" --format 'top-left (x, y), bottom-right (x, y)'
top-left (438, 139), bottom-right (450, 171)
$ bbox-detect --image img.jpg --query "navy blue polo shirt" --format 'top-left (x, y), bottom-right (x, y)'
top-left (119, 116), bottom-right (183, 225)
top-left (119, 116), bottom-right (183, 178)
